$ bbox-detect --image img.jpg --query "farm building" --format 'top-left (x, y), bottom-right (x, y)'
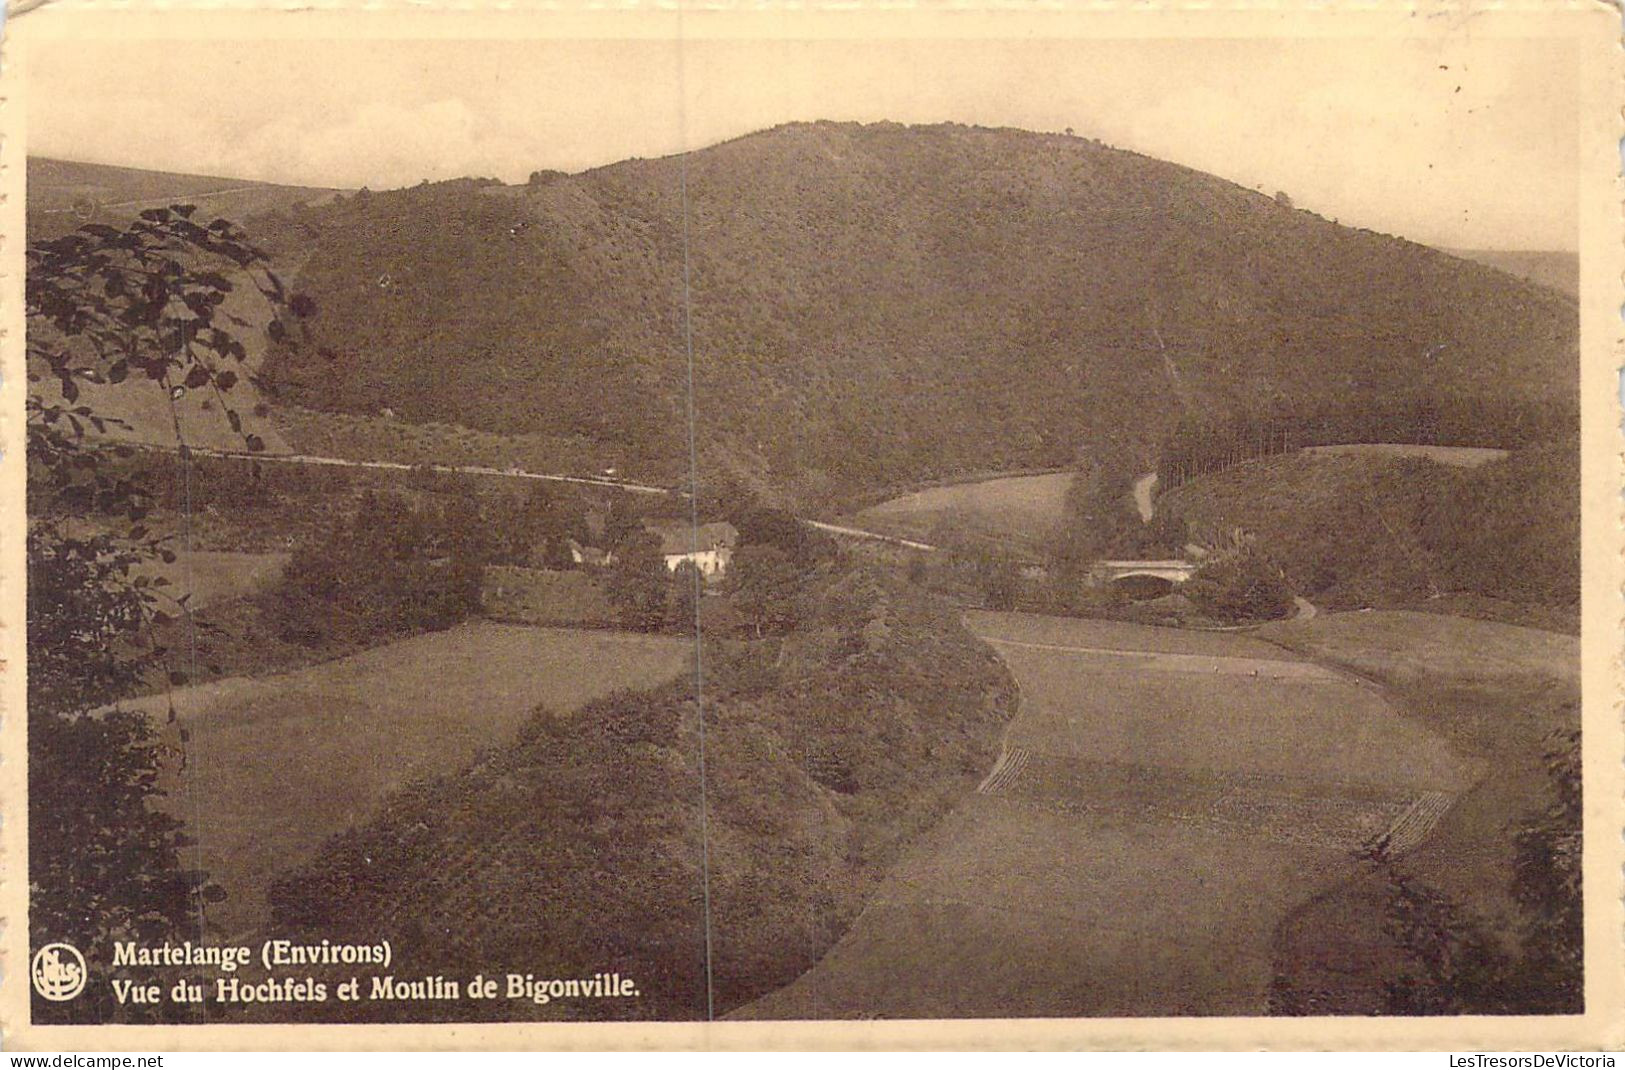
top-left (651, 522), bottom-right (738, 578)
top-left (567, 539), bottom-right (614, 568)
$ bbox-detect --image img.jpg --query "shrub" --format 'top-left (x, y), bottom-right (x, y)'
top-left (1184, 546), bottom-right (1294, 622)
top-left (268, 490), bottom-right (484, 646)
top-left (603, 528), bottom-right (669, 632)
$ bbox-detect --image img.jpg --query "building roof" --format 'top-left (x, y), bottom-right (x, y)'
top-left (650, 522), bottom-right (737, 558)
top-left (567, 538), bottom-right (613, 566)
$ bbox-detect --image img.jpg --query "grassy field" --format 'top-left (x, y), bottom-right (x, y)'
top-left (119, 621), bottom-right (692, 938)
top-left (740, 796), bottom-right (1344, 1018)
top-left (481, 565), bottom-right (616, 627)
top-left (986, 641), bottom-right (1467, 793)
top-left (1256, 610), bottom-right (1579, 1012)
top-left (1254, 610), bottom-right (1577, 690)
top-left (131, 550), bottom-right (290, 610)
top-left (738, 611), bottom-right (1469, 1018)
top-left (851, 472), bottom-right (1074, 553)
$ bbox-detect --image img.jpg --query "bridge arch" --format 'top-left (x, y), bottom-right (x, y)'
top-left (1107, 573), bottom-right (1177, 601)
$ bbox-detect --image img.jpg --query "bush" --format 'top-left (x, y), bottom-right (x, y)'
top-left (603, 528), bottom-right (669, 632)
top-left (268, 490), bottom-right (484, 646)
top-left (1184, 546), bottom-right (1294, 622)
top-left (728, 544), bottom-right (804, 637)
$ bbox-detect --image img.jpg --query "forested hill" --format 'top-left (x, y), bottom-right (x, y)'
top-left (257, 121), bottom-right (1578, 502)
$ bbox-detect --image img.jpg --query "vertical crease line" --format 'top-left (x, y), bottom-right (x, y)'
top-left (673, 12), bottom-right (716, 1023)
top-left (178, 442), bottom-right (207, 1023)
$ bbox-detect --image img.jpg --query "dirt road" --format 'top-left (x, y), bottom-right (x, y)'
top-left (1133, 471), bottom-right (1158, 521)
top-left (735, 611), bottom-right (1472, 1019)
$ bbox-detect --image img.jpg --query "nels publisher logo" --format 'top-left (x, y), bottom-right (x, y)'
top-left (32, 943), bottom-right (87, 1002)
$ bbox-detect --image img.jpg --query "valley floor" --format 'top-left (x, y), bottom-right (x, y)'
top-left (734, 610), bottom-right (1478, 1019)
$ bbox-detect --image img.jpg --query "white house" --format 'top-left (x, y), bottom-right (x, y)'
top-left (567, 539), bottom-right (614, 568)
top-left (652, 522), bottom-right (737, 579)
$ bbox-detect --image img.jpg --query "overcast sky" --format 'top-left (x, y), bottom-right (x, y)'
top-left (29, 34), bottom-right (1577, 251)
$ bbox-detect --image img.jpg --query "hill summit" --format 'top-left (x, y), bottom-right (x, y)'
top-left (257, 121), bottom-right (1578, 502)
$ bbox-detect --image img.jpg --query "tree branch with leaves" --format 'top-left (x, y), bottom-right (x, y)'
top-left (26, 206), bottom-right (304, 1023)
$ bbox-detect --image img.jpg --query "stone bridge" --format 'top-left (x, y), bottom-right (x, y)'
top-left (1088, 559), bottom-right (1199, 587)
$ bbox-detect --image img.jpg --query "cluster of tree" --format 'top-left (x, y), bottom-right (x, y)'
top-left (1161, 442), bottom-right (1579, 617)
top-left (599, 489), bottom-right (840, 637)
top-left (1272, 727), bottom-right (1581, 1015)
top-left (724, 502), bottom-right (840, 637)
top-left (1417, 443), bottom-right (1580, 607)
top-left (482, 482), bottom-right (591, 570)
top-left (599, 527), bottom-right (679, 632)
top-left (28, 524), bottom-right (231, 1024)
top-left (1157, 394), bottom-right (1577, 490)
top-left (267, 490), bottom-right (486, 647)
top-left (1181, 544), bottom-right (1295, 623)
top-left (266, 560), bottom-right (1018, 1022)
top-left (144, 452), bottom-right (357, 514)
top-left (118, 447), bottom-right (612, 576)
top-left (1045, 445), bottom-right (1189, 604)
top-left (27, 207), bottom-right (299, 1022)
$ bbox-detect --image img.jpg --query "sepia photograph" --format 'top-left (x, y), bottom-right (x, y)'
top-left (4, 4), bottom-right (1620, 1050)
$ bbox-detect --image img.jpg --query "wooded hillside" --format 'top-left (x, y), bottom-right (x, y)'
top-left (255, 122), bottom-right (1578, 503)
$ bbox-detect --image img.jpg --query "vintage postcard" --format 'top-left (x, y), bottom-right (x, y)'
top-left (2, 0), bottom-right (1621, 1051)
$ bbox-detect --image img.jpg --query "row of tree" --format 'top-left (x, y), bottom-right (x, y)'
top-left (1157, 393), bottom-right (1577, 490)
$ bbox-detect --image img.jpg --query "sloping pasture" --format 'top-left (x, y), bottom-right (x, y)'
top-left (118, 621), bottom-right (692, 936)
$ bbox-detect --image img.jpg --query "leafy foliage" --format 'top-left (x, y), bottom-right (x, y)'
top-left (971, 549), bottom-right (1022, 611)
top-left (665, 560), bottom-right (704, 634)
top-left (27, 517), bottom-right (223, 1021)
top-left (28, 701), bottom-right (224, 1024)
top-left (728, 544), bottom-right (805, 636)
top-left (1269, 726), bottom-right (1582, 1017)
top-left (603, 528), bottom-right (671, 632)
top-left (1509, 727), bottom-right (1583, 1011)
top-left (28, 206), bottom-right (299, 472)
top-left (268, 490), bottom-right (485, 646)
top-left (27, 207), bottom-right (296, 1022)
top-left (1161, 444), bottom-right (1579, 619)
top-left (1183, 545), bottom-right (1295, 623)
top-left (733, 504), bottom-right (837, 567)
top-left (1368, 729), bottom-right (1580, 1015)
top-left (1047, 446), bottom-right (1173, 570)
top-left (505, 482), bottom-right (588, 569)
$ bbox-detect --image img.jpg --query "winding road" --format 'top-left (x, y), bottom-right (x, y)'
top-left (1133, 471), bottom-right (1159, 522)
top-left (126, 441), bottom-right (680, 496)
